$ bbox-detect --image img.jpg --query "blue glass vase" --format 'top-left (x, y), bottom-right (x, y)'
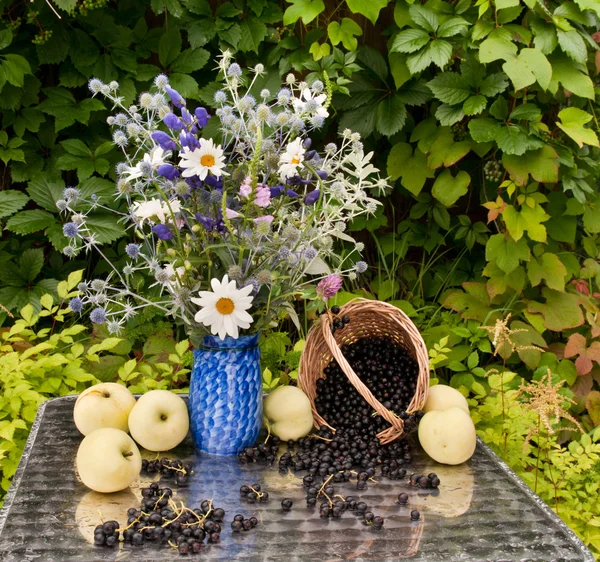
top-left (188, 334), bottom-right (262, 456)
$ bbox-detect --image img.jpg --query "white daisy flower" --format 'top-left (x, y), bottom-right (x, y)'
top-left (292, 88), bottom-right (328, 118)
top-left (279, 138), bottom-right (305, 180)
top-left (190, 275), bottom-right (254, 339)
top-left (131, 197), bottom-right (181, 223)
top-left (179, 138), bottom-right (228, 180)
top-left (123, 147), bottom-right (168, 181)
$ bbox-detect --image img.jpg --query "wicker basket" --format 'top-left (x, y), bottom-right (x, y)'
top-left (298, 299), bottom-right (429, 444)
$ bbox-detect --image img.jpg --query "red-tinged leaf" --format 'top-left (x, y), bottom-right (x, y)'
top-left (575, 355), bottom-right (593, 376)
top-left (596, 51), bottom-right (600, 74)
top-left (564, 333), bottom-right (600, 375)
top-left (572, 373), bottom-right (593, 403)
top-left (564, 333), bottom-right (587, 358)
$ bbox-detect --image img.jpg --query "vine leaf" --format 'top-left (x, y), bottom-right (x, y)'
top-left (283, 0), bottom-right (324, 25)
top-left (527, 288), bottom-right (585, 332)
top-left (564, 334), bottom-right (600, 375)
top-left (502, 146), bottom-right (559, 185)
top-left (328, 18), bottom-right (363, 51)
top-left (346, 0), bottom-right (390, 25)
top-left (431, 169), bottom-right (471, 207)
top-left (556, 107), bottom-right (600, 148)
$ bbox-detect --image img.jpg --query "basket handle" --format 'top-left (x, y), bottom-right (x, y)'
top-left (320, 313), bottom-right (405, 443)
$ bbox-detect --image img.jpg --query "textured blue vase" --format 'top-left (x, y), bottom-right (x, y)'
top-left (189, 334), bottom-right (262, 456)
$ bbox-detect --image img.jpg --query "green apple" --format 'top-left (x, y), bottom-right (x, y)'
top-left (423, 384), bottom-right (469, 414)
top-left (76, 428), bottom-right (142, 493)
top-left (264, 386), bottom-right (314, 441)
top-left (128, 390), bottom-right (189, 452)
top-left (418, 406), bottom-right (476, 465)
top-left (73, 382), bottom-right (136, 436)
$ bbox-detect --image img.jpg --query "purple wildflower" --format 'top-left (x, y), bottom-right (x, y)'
top-left (286, 189), bottom-right (299, 198)
top-left (125, 243), bottom-right (140, 259)
top-left (69, 297), bottom-right (83, 312)
top-left (195, 107), bottom-right (210, 127)
top-left (304, 189), bottom-right (320, 205)
top-left (180, 107), bottom-right (193, 124)
top-left (316, 274), bottom-right (343, 301)
top-left (270, 185), bottom-right (285, 197)
top-left (63, 222), bottom-right (79, 238)
top-left (163, 113), bottom-right (184, 131)
top-left (151, 131), bottom-right (177, 151)
top-left (152, 224), bottom-right (173, 241)
top-left (157, 164), bottom-right (180, 180)
top-left (165, 87), bottom-right (185, 108)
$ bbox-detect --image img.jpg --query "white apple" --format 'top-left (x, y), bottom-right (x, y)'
top-left (76, 428), bottom-right (142, 493)
top-left (128, 390), bottom-right (189, 452)
top-left (423, 384), bottom-right (469, 414)
top-left (74, 382), bottom-right (136, 436)
top-left (264, 386), bottom-right (314, 441)
top-left (418, 406), bottom-right (476, 465)
top-left (76, 489), bottom-right (138, 543)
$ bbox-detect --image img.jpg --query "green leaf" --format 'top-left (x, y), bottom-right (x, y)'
top-left (238, 19), bottom-right (268, 53)
top-left (26, 177), bottom-right (65, 212)
top-left (375, 95), bottom-right (406, 136)
top-left (283, 0), bottom-right (325, 25)
top-left (0, 190), bottom-right (29, 219)
top-left (159, 26), bottom-right (182, 67)
top-left (182, 0), bottom-right (212, 15)
top-left (469, 117), bottom-right (501, 142)
top-left (503, 203), bottom-right (549, 242)
top-left (328, 18), bottom-right (362, 51)
top-left (574, 0), bottom-right (600, 16)
top-left (387, 143), bottom-right (434, 196)
top-left (503, 145), bottom-right (559, 185)
top-left (357, 47), bottom-right (388, 82)
top-left (463, 95), bottom-right (486, 116)
top-left (437, 17), bottom-right (468, 38)
top-left (479, 35), bottom-right (517, 63)
top-left (435, 104), bottom-right (465, 126)
top-left (431, 169), bottom-right (471, 207)
top-left (496, 124), bottom-right (542, 155)
top-left (528, 288), bottom-right (584, 332)
top-left (85, 214), bottom-right (127, 244)
top-left (169, 74), bottom-right (199, 98)
top-left (557, 29), bottom-right (588, 64)
top-left (479, 73), bottom-right (509, 97)
top-left (428, 40), bottom-right (453, 69)
top-left (556, 107), bottom-right (600, 148)
top-left (502, 48), bottom-right (552, 91)
top-left (0, 29), bottom-right (13, 51)
top-left (346, 0), bottom-right (390, 24)
top-left (20, 249), bottom-right (44, 283)
top-left (170, 48), bottom-right (210, 73)
top-left (531, 18), bottom-right (558, 55)
top-left (1, 54), bottom-right (32, 88)
top-left (188, 20), bottom-right (217, 48)
top-left (388, 53), bottom-right (410, 88)
top-left (6, 210), bottom-right (56, 234)
top-left (409, 4), bottom-right (438, 33)
top-left (486, 233), bottom-right (530, 273)
top-left (549, 54), bottom-right (594, 99)
top-left (427, 72), bottom-right (471, 104)
top-left (509, 104), bottom-right (541, 121)
top-left (38, 87), bottom-right (104, 132)
top-left (527, 253), bottom-right (568, 291)
top-left (390, 29), bottom-right (431, 54)
top-left (427, 132), bottom-right (472, 168)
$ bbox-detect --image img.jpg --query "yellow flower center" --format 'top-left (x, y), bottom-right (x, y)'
top-left (291, 154), bottom-right (301, 165)
top-left (201, 154), bottom-right (215, 167)
top-left (215, 297), bottom-right (235, 315)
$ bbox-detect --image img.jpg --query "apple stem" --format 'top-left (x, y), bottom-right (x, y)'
top-left (123, 451), bottom-right (134, 458)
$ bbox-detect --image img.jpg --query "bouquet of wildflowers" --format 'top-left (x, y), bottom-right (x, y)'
top-left (61, 52), bottom-right (387, 342)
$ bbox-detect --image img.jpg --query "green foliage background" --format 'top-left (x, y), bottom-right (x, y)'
top-left (2, 0), bottom-right (600, 555)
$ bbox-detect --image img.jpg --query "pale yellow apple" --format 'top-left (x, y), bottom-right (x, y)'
top-left (411, 463), bottom-right (474, 517)
top-left (128, 390), bottom-right (189, 452)
top-left (264, 386), bottom-right (314, 441)
top-left (418, 407), bottom-right (476, 465)
top-left (423, 385), bottom-right (469, 414)
top-left (74, 382), bottom-right (136, 436)
top-left (76, 428), bottom-right (142, 493)
top-left (75, 489), bottom-right (138, 543)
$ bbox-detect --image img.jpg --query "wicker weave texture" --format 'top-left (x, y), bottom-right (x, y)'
top-left (298, 299), bottom-right (430, 444)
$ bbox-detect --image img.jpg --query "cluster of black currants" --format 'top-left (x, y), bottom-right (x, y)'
top-left (396, 493), bottom-right (421, 521)
top-left (93, 520), bottom-right (120, 547)
top-left (315, 336), bottom-right (422, 440)
top-left (240, 483), bottom-right (269, 503)
top-left (95, 482), bottom-right (225, 555)
top-left (409, 472), bottom-right (441, 490)
top-left (237, 435), bottom-right (280, 464)
top-left (230, 513), bottom-right (259, 532)
top-left (141, 457), bottom-right (192, 486)
top-left (316, 305), bottom-right (350, 335)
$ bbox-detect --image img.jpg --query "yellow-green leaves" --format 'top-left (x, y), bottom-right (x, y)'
top-left (346, 0), bottom-right (390, 25)
top-left (432, 169), bottom-right (471, 207)
top-left (556, 108), bottom-right (600, 148)
top-left (502, 48), bottom-right (552, 91)
top-left (283, 0), bottom-right (324, 25)
top-left (328, 18), bottom-right (362, 51)
top-left (387, 142), bottom-right (434, 196)
top-left (548, 55), bottom-right (595, 99)
top-left (503, 146), bottom-right (559, 185)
